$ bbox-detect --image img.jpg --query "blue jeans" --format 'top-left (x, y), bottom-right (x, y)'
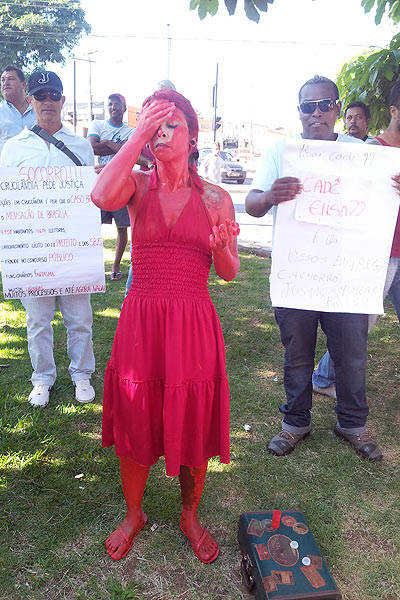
top-left (125, 242), bottom-right (133, 297)
top-left (125, 263), bottom-right (133, 297)
top-left (388, 257), bottom-right (400, 321)
top-left (313, 257), bottom-right (400, 388)
top-left (274, 308), bottom-right (369, 430)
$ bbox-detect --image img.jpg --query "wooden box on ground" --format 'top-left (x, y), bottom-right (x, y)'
top-left (238, 510), bottom-right (341, 600)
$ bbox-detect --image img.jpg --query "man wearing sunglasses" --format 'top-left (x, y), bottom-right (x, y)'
top-left (246, 75), bottom-right (381, 461)
top-left (0, 70), bottom-right (96, 408)
top-left (0, 65), bottom-right (36, 152)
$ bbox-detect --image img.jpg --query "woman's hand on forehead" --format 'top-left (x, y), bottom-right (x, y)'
top-left (136, 100), bottom-right (175, 140)
top-left (149, 99), bottom-right (175, 112)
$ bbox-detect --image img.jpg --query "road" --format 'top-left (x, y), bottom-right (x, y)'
top-left (221, 175), bottom-right (272, 256)
top-left (101, 174), bottom-right (273, 257)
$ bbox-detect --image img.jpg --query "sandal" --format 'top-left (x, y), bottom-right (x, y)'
top-left (110, 271), bottom-right (123, 281)
top-left (106, 513), bottom-right (148, 560)
top-left (180, 525), bottom-right (219, 564)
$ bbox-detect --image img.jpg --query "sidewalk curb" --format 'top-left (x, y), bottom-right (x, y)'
top-left (238, 243), bottom-right (271, 258)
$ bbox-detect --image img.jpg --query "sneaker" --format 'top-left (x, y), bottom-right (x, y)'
top-left (334, 424), bottom-right (383, 461)
top-left (312, 383), bottom-right (337, 400)
top-left (268, 429), bottom-right (310, 456)
top-left (75, 379), bottom-right (95, 403)
top-left (29, 384), bottom-right (51, 407)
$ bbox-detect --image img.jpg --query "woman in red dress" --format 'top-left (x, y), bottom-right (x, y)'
top-left (91, 90), bottom-right (239, 563)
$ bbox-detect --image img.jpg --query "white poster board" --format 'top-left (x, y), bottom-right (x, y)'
top-left (270, 139), bottom-right (400, 313)
top-left (0, 166), bottom-right (105, 299)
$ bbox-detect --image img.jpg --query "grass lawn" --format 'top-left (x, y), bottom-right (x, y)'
top-left (0, 239), bottom-right (399, 600)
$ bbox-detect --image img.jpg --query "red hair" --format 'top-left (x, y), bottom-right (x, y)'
top-left (142, 89), bottom-right (199, 141)
top-left (142, 89), bottom-right (202, 188)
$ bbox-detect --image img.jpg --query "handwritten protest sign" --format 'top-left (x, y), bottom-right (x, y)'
top-left (0, 166), bottom-right (105, 299)
top-left (270, 138), bottom-right (400, 313)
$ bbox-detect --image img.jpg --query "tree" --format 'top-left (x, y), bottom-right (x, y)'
top-left (189, 0), bottom-right (400, 24)
top-left (0, 0), bottom-right (90, 69)
top-left (361, 0), bottom-right (400, 24)
top-left (189, 0), bottom-right (275, 23)
top-left (336, 40), bottom-right (400, 134)
top-left (337, 2), bottom-right (400, 133)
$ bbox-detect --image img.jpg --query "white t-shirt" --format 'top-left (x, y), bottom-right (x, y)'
top-left (201, 153), bottom-right (225, 184)
top-left (251, 133), bottom-right (363, 250)
top-left (0, 126), bottom-right (94, 167)
top-left (87, 119), bottom-right (134, 164)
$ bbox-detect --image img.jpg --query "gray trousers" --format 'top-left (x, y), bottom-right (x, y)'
top-left (21, 294), bottom-right (95, 386)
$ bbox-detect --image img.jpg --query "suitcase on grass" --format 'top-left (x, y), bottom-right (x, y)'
top-left (238, 510), bottom-right (342, 600)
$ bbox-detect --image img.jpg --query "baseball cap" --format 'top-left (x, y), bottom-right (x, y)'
top-left (28, 71), bottom-right (63, 96)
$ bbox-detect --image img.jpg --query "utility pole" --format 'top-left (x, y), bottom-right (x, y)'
top-left (72, 54), bottom-right (97, 129)
top-left (167, 23), bottom-right (171, 80)
top-left (73, 59), bottom-right (77, 132)
top-left (85, 50), bottom-right (98, 121)
top-left (212, 62), bottom-right (219, 142)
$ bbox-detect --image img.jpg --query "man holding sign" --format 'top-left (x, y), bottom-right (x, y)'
top-left (0, 71), bottom-right (96, 408)
top-left (312, 81), bottom-right (400, 398)
top-left (246, 75), bottom-right (382, 461)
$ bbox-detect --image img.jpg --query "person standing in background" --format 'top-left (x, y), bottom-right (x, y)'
top-left (88, 93), bottom-right (134, 281)
top-left (344, 101), bottom-right (371, 141)
top-left (201, 142), bottom-right (225, 184)
top-left (0, 65), bottom-right (36, 152)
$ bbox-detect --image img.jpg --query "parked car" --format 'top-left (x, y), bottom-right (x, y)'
top-left (219, 150), bottom-right (247, 184)
top-left (198, 148), bottom-right (247, 184)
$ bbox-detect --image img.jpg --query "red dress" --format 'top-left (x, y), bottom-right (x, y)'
top-left (101, 169), bottom-right (230, 476)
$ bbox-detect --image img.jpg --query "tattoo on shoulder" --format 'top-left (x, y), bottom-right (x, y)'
top-left (203, 184), bottom-right (225, 210)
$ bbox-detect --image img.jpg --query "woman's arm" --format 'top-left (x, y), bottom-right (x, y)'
top-left (204, 183), bottom-right (240, 281)
top-left (91, 100), bottom-right (175, 211)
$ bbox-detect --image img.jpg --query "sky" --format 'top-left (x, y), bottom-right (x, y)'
top-left (50, 0), bottom-right (397, 131)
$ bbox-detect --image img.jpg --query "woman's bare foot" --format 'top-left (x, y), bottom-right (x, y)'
top-left (179, 511), bottom-right (219, 563)
top-left (105, 510), bottom-right (148, 560)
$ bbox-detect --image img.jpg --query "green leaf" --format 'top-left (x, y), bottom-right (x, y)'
top-left (244, 0), bottom-right (260, 22)
top-left (383, 66), bottom-right (395, 80)
top-left (207, 0), bottom-right (219, 15)
top-left (358, 90), bottom-right (368, 101)
top-left (369, 68), bottom-right (379, 86)
top-left (389, 33), bottom-right (400, 49)
top-left (198, 2), bottom-right (208, 18)
top-left (390, 2), bottom-right (400, 24)
top-left (336, 34), bottom-right (400, 133)
top-left (189, 0), bottom-right (199, 9)
top-left (375, 4), bottom-right (386, 24)
top-left (361, 0), bottom-right (376, 13)
top-left (253, 0), bottom-right (269, 11)
top-left (224, 0), bottom-right (237, 14)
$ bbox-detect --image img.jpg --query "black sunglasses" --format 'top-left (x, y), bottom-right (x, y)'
top-left (32, 89), bottom-right (62, 102)
top-left (299, 98), bottom-right (337, 114)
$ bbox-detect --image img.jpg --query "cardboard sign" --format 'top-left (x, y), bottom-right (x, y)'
top-left (270, 139), bottom-right (400, 313)
top-left (0, 166), bottom-right (105, 299)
